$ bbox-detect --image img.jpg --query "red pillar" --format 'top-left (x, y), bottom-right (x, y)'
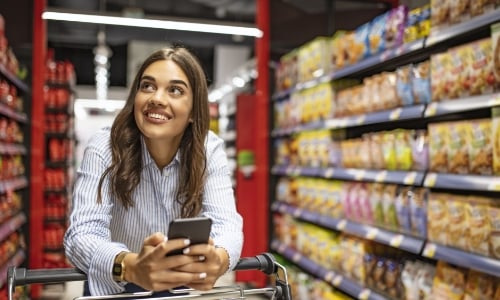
top-left (30, 0), bottom-right (46, 297)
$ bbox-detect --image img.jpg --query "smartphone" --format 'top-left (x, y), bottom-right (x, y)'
top-left (166, 217), bottom-right (212, 256)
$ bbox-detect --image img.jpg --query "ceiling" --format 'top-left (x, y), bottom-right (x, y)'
top-left (45, 0), bottom-right (395, 87)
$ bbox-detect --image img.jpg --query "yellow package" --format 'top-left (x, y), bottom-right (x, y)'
top-left (446, 195), bottom-right (469, 250)
top-left (466, 196), bottom-right (492, 256)
top-left (427, 192), bottom-right (449, 245)
top-left (447, 121), bottom-right (470, 174)
top-left (431, 261), bottom-right (467, 300)
top-left (428, 122), bottom-right (449, 173)
top-left (468, 118), bottom-right (493, 175)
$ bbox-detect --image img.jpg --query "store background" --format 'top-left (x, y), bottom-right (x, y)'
top-left (1, 0), bottom-right (500, 299)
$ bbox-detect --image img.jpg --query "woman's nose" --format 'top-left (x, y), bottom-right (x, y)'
top-left (150, 90), bottom-right (168, 106)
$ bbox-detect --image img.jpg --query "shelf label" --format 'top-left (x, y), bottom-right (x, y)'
top-left (487, 180), bottom-right (500, 191)
top-left (356, 115), bottom-right (366, 125)
top-left (366, 228), bottom-right (379, 240)
top-left (354, 170), bottom-right (366, 181)
top-left (358, 289), bottom-right (371, 300)
top-left (332, 275), bottom-right (343, 286)
top-left (488, 94), bottom-right (500, 107)
top-left (403, 172), bottom-right (418, 185)
top-left (389, 108), bottom-right (402, 120)
top-left (336, 219), bottom-right (347, 231)
top-left (324, 168), bottom-right (335, 178)
top-left (292, 252), bottom-right (302, 262)
top-left (324, 271), bottom-right (334, 282)
top-left (423, 243), bottom-right (437, 258)
top-left (293, 208), bottom-right (303, 218)
top-left (389, 234), bottom-right (404, 248)
top-left (424, 173), bottom-right (437, 187)
top-left (425, 102), bottom-right (438, 117)
top-left (277, 243), bottom-right (287, 253)
top-left (278, 204), bottom-right (286, 213)
top-left (375, 171), bottom-right (388, 182)
top-left (292, 167), bottom-right (301, 176)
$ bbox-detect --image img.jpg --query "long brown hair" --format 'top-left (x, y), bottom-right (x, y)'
top-left (97, 47), bottom-right (210, 217)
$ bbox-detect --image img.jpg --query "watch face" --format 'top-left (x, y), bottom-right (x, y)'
top-left (113, 264), bottom-right (122, 275)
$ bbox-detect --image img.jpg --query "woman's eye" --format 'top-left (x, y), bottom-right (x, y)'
top-left (139, 82), bottom-right (155, 92)
top-left (169, 86), bottom-right (184, 96)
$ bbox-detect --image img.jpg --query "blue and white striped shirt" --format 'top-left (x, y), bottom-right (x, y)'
top-left (64, 127), bottom-right (243, 295)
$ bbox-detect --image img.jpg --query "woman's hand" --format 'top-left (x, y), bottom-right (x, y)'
top-left (123, 232), bottom-right (207, 291)
top-left (174, 238), bottom-right (229, 291)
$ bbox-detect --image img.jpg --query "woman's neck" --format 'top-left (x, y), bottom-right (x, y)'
top-left (146, 138), bottom-right (181, 169)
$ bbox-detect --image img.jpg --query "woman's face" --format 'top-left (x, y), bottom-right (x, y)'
top-left (134, 59), bottom-right (193, 143)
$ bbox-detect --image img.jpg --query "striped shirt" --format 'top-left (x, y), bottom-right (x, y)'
top-left (64, 127), bottom-right (243, 295)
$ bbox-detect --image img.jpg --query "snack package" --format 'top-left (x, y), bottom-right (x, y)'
top-left (468, 118), bottom-right (493, 175)
top-left (411, 130), bottom-right (429, 171)
top-left (412, 60), bottom-right (432, 104)
top-left (447, 45), bottom-right (473, 99)
top-left (382, 131), bottom-right (397, 170)
top-left (470, 0), bottom-right (496, 16)
top-left (491, 22), bottom-right (500, 88)
top-left (370, 183), bottom-right (385, 227)
top-left (488, 204), bottom-right (500, 259)
top-left (469, 38), bottom-right (495, 96)
top-left (418, 4), bottom-right (432, 39)
top-left (384, 259), bottom-right (403, 299)
top-left (396, 64), bottom-right (415, 106)
top-left (394, 129), bottom-right (413, 170)
top-left (368, 11), bottom-right (389, 55)
top-left (395, 186), bottom-right (412, 233)
top-left (427, 193), bottom-right (449, 245)
top-left (430, 52), bottom-right (451, 102)
top-left (493, 107), bottom-right (500, 174)
top-left (416, 262), bottom-right (436, 299)
top-left (431, 261), bottom-right (467, 300)
top-left (410, 188), bottom-right (428, 238)
top-left (402, 261), bottom-right (420, 300)
top-left (447, 121), bottom-right (470, 174)
top-left (430, 0), bottom-right (450, 30)
top-left (446, 195), bottom-right (469, 250)
top-left (466, 196), bottom-right (492, 256)
top-left (449, 0), bottom-right (471, 24)
top-left (351, 22), bottom-right (371, 64)
top-left (383, 184), bottom-right (399, 229)
top-left (463, 269), bottom-right (497, 300)
top-left (385, 5), bottom-right (408, 49)
top-left (428, 122), bottom-right (449, 173)
top-left (404, 7), bottom-right (421, 43)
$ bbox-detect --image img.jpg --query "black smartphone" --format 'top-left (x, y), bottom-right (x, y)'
top-left (166, 217), bottom-right (212, 256)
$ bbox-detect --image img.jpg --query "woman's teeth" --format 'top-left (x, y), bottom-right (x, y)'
top-left (148, 113), bottom-right (169, 120)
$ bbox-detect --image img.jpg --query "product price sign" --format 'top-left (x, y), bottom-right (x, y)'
top-left (389, 107), bottom-right (402, 120)
top-left (389, 234), bottom-right (404, 248)
top-left (323, 271), bottom-right (334, 282)
top-left (356, 115), bottom-right (366, 125)
top-left (332, 275), bottom-right (343, 287)
top-left (354, 170), bottom-right (366, 181)
top-left (293, 208), bottom-right (303, 218)
top-left (324, 167), bottom-right (335, 178)
top-left (336, 219), bottom-right (347, 231)
top-left (487, 179), bottom-right (500, 191)
top-left (423, 173), bottom-right (437, 187)
top-left (358, 289), bottom-right (371, 300)
top-left (422, 243), bottom-right (437, 258)
top-left (488, 94), bottom-right (500, 107)
top-left (375, 171), bottom-right (387, 183)
top-left (365, 228), bottom-right (379, 240)
top-left (292, 252), bottom-right (302, 263)
top-left (403, 171), bottom-right (418, 185)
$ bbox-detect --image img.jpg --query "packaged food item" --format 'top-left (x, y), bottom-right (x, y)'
top-left (491, 22), bottom-right (500, 88)
top-left (428, 122), bottom-right (449, 173)
top-left (468, 118), bottom-right (493, 175)
top-left (469, 38), bottom-right (495, 96)
top-left (466, 196), bottom-right (492, 256)
top-left (418, 4), bottom-right (431, 39)
top-left (396, 64), bottom-right (415, 106)
top-left (427, 193), bottom-right (449, 245)
top-left (447, 121), bottom-right (470, 174)
top-left (368, 11), bottom-right (389, 55)
top-left (463, 269), bottom-right (497, 300)
top-left (447, 44), bottom-right (473, 99)
top-left (409, 188), bottom-right (428, 238)
top-left (330, 30), bottom-right (347, 70)
top-left (369, 132), bottom-right (385, 169)
top-left (411, 130), bottom-right (429, 171)
top-left (431, 261), bottom-right (467, 300)
top-left (470, 0), bottom-right (496, 16)
top-left (430, 0), bottom-right (450, 30)
top-left (488, 204), bottom-right (500, 259)
top-left (416, 262), bottom-right (436, 299)
top-left (383, 184), bottom-right (399, 229)
top-left (395, 186), bottom-right (412, 233)
top-left (379, 72), bottom-right (401, 110)
top-left (446, 195), bottom-right (469, 250)
top-left (394, 129), bottom-right (413, 170)
top-left (404, 7), bottom-right (421, 43)
top-left (401, 260), bottom-right (419, 300)
top-left (384, 259), bottom-right (403, 299)
top-left (351, 22), bottom-right (371, 64)
top-left (449, 0), bottom-right (470, 24)
top-left (430, 52), bottom-right (451, 102)
top-left (412, 60), bottom-right (432, 104)
top-left (385, 5), bottom-right (408, 49)
top-left (382, 131), bottom-right (397, 170)
top-left (370, 183), bottom-right (385, 227)
top-left (493, 107), bottom-right (500, 174)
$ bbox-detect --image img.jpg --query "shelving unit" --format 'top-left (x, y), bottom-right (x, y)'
top-left (0, 49), bottom-right (30, 290)
top-left (270, 7), bottom-right (500, 300)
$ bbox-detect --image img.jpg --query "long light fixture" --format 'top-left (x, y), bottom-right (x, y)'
top-left (42, 9), bottom-right (263, 38)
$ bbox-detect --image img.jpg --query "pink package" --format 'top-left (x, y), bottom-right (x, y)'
top-left (385, 5), bottom-right (408, 49)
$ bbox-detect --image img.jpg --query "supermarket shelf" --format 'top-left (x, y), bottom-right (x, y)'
top-left (0, 248), bottom-right (26, 288)
top-left (423, 172), bottom-right (500, 192)
top-left (0, 176), bottom-right (28, 193)
top-left (0, 142), bottom-right (27, 155)
top-left (272, 165), bottom-right (425, 186)
top-left (426, 8), bottom-right (500, 46)
top-left (0, 64), bottom-right (29, 93)
top-left (271, 120), bottom-right (325, 137)
top-left (272, 201), bottom-right (425, 255)
top-left (424, 93), bottom-right (500, 117)
top-left (0, 213), bottom-right (26, 242)
top-left (422, 242), bottom-right (500, 278)
top-left (0, 103), bottom-right (28, 123)
top-left (271, 240), bottom-right (389, 300)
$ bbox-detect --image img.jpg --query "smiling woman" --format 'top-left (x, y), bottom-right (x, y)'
top-left (63, 46), bottom-right (243, 296)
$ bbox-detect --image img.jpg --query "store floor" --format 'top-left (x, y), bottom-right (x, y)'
top-left (43, 273), bottom-right (268, 300)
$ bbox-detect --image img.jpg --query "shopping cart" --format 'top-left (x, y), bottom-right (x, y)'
top-left (7, 252), bottom-right (292, 300)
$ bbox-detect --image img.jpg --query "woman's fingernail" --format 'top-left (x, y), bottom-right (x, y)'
top-left (199, 272), bottom-right (207, 279)
top-left (183, 247), bottom-right (190, 254)
top-left (163, 237), bottom-right (168, 243)
top-left (184, 239), bottom-right (191, 245)
top-left (199, 255), bottom-right (205, 261)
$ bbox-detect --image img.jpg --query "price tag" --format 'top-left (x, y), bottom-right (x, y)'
top-left (488, 180), bottom-right (500, 191)
top-left (403, 172), bottom-right (418, 185)
top-left (324, 168), bottom-right (335, 178)
top-left (293, 208), bottom-right (303, 218)
top-left (358, 289), bottom-right (371, 300)
top-left (332, 275), bottom-right (343, 286)
top-left (389, 234), bottom-right (404, 248)
top-left (356, 115), bottom-right (366, 125)
top-left (389, 107), bottom-right (402, 120)
top-left (375, 171), bottom-right (388, 182)
top-left (380, 50), bottom-right (391, 61)
top-left (292, 167), bottom-right (301, 176)
top-left (425, 102), bottom-right (438, 117)
top-left (366, 228), bottom-right (379, 240)
top-left (488, 94), bottom-right (500, 107)
top-left (423, 243), bottom-right (437, 258)
top-left (277, 243), bottom-right (286, 253)
top-left (424, 173), bottom-right (437, 187)
top-left (354, 170), bottom-right (365, 181)
top-left (324, 271), bottom-right (334, 282)
top-left (337, 219), bottom-right (347, 231)
top-left (395, 45), bottom-right (405, 56)
top-left (292, 252), bottom-right (302, 262)
top-left (278, 204), bottom-right (286, 213)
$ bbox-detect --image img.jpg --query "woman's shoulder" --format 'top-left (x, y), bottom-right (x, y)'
top-left (86, 126), bottom-right (112, 150)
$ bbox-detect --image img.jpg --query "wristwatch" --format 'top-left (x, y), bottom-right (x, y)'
top-left (112, 251), bottom-right (128, 282)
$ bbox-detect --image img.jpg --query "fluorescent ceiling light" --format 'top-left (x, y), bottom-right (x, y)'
top-left (42, 10), bottom-right (263, 38)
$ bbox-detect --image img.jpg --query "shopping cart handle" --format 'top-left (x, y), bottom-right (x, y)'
top-left (233, 253), bottom-right (277, 275)
top-left (8, 266), bottom-right (87, 285)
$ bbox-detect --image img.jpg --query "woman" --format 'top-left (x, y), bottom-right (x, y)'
top-left (64, 47), bottom-right (243, 296)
